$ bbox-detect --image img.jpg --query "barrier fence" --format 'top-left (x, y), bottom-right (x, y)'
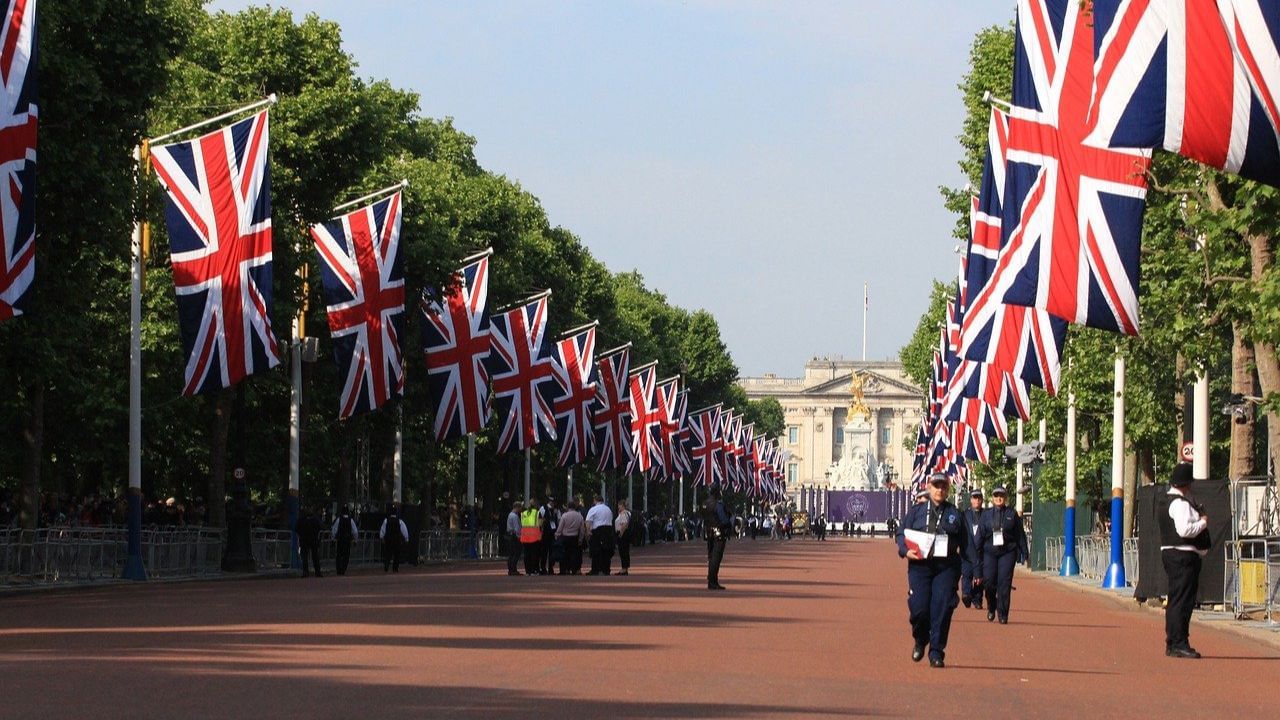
top-left (1043, 536), bottom-right (1138, 587)
top-left (1, 526), bottom-right (503, 587)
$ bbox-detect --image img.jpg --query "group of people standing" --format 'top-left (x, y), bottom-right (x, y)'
top-left (292, 503), bottom-right (410, 578)
top-left (506, 495), bottom-right (634, 576)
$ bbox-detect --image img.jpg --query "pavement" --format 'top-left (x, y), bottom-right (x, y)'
top-left (2, 538), bottom-right (1278, 719)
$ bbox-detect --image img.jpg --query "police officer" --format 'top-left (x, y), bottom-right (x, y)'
top-left (895, 473), bottom-right (967, 668)
top-left (701, 486), bottom-right (732, 590)
top-left (379, 504), bottom-right (409, 573)
top-left (978, 486), bottom-right (1028, 624)
top-left (960, 489), bottom-right (984, 610)
top-left (331, 505), bottom-right (358, 576)
top-left (1160, 463), bottom-right (1210, 658)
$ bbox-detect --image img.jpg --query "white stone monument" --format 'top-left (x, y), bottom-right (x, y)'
top-left (825, 372), bottom-right (880, 490)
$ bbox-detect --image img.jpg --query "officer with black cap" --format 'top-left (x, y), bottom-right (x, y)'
top-left (977, 486), bottom-right (1028, 624)
top-left (1160, 462), bottom-right (1210, 658)
top-left (895, 473), bottom-right (968, 668)
top-left (960, 489), bottom-right (985, 609)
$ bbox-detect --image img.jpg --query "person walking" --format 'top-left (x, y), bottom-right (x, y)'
top-left (556, 500), bottom-right (585, 575)
top-left (1161, 463), bottom-right (1210, 658)
top-left (296, 505), bottom-right (323, 578)
top-left (379, 505), bottom-right (409, 573)
top-left (615, 500), bottom-right (633, 576)
top-left (331, 506), bottom-right (358, 576)
top-left (959, 490), bottom-right (984, 609)
top-left (701, 486), bottom-right (732, 590)
top-left (539, 496), bottom-right (561, 575)
top-left (505, 500), bottom-right (523, 575)
top-left (895, 473), bottom-right (967, 668)
top-left (978, 486), bottom-right (1028, 624)
top-left (585, 494), bottom-right (615, 575)
top-left (519, 499), bottom-right (542, 575)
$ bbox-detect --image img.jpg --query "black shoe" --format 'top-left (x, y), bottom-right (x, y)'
top-left (987, 610), bottom-right (996, 622)
top-left (998, 616), bottom-right (1008, 625)
top-left (911, 643), bottom-right (925, 662)
top-left (618, 570), bottom-right (629, 576)
top-left (929, 658), bottom-right (945, 668)
top-left (708, 583), bottom-right (726, 590)
top-left (973, 601), bottom-right (983, 610)
top-left (962, 597), bottom-right (971, 608)
top-left (1167, 646), bottom-right (1201, 659)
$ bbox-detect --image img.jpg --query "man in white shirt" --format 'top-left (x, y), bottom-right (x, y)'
top-left (585, 495), bottom-right (615, 575)
top-left (378, 506), bottom-right (410, 573)
top-left (1159, 463), bottom-right (1210, 659)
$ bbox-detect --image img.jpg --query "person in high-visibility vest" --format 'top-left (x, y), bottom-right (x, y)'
top-left (520, 499), bottom-right (542, 575)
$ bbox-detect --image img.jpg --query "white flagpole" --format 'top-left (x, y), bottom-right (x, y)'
top-left (1103, 352), bottom-right (1126, 588)
top-left (862, 283), bottom-right (868, 362)
top-left (150, 95), bottom-right (277, 145)
top-left (393, 404), bottom-right (403, 504)
top-left (466, 434), bottom-right (476, 506)
top-left (1015, 419), bottom-right (1025, 514)
top-left (124, 144), bottom-right (147, 582)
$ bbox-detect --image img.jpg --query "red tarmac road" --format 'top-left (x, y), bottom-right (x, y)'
top-left (2, 538), bottom-right (1278, 719)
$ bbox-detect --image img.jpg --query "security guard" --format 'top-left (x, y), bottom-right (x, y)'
top-left (701, 486), bottom-right (732, 590)
top-left (895, 473), bottom-right (967, 668)
top-left (977, 486), bottom-right (1028, 624)
top-left (960, 489), bottom-right (984, 609)
top-left (1160, 463), bottom-right (1210, 658)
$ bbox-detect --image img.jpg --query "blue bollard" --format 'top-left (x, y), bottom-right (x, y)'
top-left (1102, 493), bottom-right (1126, 588)
top-left (1060, 504), bottom-right (1079, 576)
top-left (122, 488), bottom-right (147, 581)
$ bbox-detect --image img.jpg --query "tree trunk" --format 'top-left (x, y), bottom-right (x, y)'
top-left (1123, 448), bottom-right (1137, 538)
top-left (208, 388), bottom-right (233, 528)
top-left (1230, 321), bottom-right (1257, 479)
top-left (1175, 352), bottom-right (1187, 449)
top-left (1244, 230), bottom-right (1280, 478)
top-left (19, 377), bottom-right (44, 530)
top-left (1138, 446), bottom-right (1156, 486)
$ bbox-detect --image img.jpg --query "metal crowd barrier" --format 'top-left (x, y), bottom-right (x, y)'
top-left (1044, 537), bottom-right (1062, 573)
top-left (1043, 536), bottom-right (1138, 587)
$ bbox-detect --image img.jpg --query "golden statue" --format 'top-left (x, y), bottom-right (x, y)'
top-left (848, 371), bottom-right (871, 419)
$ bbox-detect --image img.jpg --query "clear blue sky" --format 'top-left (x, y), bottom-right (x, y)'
top-left (211, 0), bottom-right (1016, 376)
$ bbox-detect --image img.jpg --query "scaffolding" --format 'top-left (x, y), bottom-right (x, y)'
top-left (1225, 476), bottom-right (1280, 622)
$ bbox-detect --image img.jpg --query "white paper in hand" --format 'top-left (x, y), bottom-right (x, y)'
top-left (903, 529), bottom-right (935, 558)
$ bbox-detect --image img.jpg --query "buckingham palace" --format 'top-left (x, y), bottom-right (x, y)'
top-left (739, 357), bottom-right (924, 514)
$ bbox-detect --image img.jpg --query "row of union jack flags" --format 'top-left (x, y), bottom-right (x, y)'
top-left (419, 252), bottom-right (789, 501)
top-left (914, 0), bottom-right (1280, 486)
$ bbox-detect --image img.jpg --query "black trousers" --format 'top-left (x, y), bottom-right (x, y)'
top-left (1163, 549), bottom-right (1202, 648)
top-left (907, 559), bottom-right (960, 661)
top-left (561, 537), bottom-right (583, 574)
top-left (506, 536), bottom-right (521, 573)
top-left (590, 527), bottom-right (614, 574)
top-left (522, 542), bottom-right (539, 574)
top-left (383, 541), bottom-right (401, 572)
top-left (706, 536), bottom-right (726, 586)
top-left (617, 532), bottom-right (631, 570)
top-left (300, 544), bottom-right (321, 577)
top-left (982, 551), bottom-right (1017, 619)
top-left (335, 540), bottom-right (351, 575)
top-left (542, 537), bottom-right (557, 574)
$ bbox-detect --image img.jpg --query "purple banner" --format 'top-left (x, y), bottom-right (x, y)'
top-left (826, 490), bottom-right (907, 524)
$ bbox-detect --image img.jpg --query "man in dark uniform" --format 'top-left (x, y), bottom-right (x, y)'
top-left (960, 489), bottom-right (984, 609)
top-left (380, 504), bottom-right (409, 573)
top-left (895, 473), bottom-right (967, 668)
top-left (1160, 463), bottom-right (1210, 658)
top-left (331, 506), bottom-right (358, 576)
top-left (701, 486), bottom-right (732, 590)
top-left (978, 486), bottom-right (1029, 624)
top-left (295, 506), bottom-right (323, 578)
top-left (539, 496), bottom-right (560, 575)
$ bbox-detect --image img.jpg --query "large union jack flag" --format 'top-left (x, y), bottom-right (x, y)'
top-left (151, 109), bottom-right (279, 395)
top-left (626, 361), bottom-right (663, 474)
top-left (671, 389), bottom-right (692, 477)
top-left (1088, 0), bottom-right (1280, 188)
top-left (989, 0), bottom-right (1152, 336)
top-left (310, 191), bottom-right (405, 419)
top-left (421, 253), bottom-right (491, 442)
top-left (686, 404), bottom-right (725, 487)
top-left (487, 293), bottom-right (561, 453)
top-left (550, 323), bottom-right (598, 467)
top-left (649, 375), bottom-right (682, 481)
top-left (0, 0), bottom-right (35, 323)
top-left (592, 345), bottom-right (633, 472)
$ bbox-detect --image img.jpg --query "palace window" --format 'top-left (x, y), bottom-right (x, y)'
top-left (787, 463), bottom-right (798, 483)
top-left (880, 427), bottom-right (892, 445)
top-left (788, 426), bottom-right (799, 444)
top-left (834, 427), bottom-right (843, 444)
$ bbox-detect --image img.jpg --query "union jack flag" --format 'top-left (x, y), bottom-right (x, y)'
top-left (959, 106), bottom-right (1066, 397)
top-left (1087, 0), bottom-right (1280, 188)
top-left (626, 361), bottom-right (663, 474)
top-left (487, 293), bottom-right (561, 453)
top-left (724, 412), bottom-right (745, 489)
top-left (151, 110), bottom-right (279, 395)
top-left (592, 346), bottom-right (633, 472)
top-left (987, 0), bottom-right (1152, 336)
top-left (310, 191), bottom-right (405, 419)
top-left (420, 253), bottom-right (491, 442)
top-left (686, 404), bottom-right (724, 487)
top-left (550, 324), bottom-right (598, 467)
top-left (0, 0), bottom-right (35, 323)
top-left (740, 422), bottom-right (756, 490)
top-left (650, 375), bottom-right (682, 481)
top-left (671, 389), bottom-right (692, 477)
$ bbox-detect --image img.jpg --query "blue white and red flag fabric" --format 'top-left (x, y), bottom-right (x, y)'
top-left (486, 294), bottom-right (561, 453)
top-left (0, 0), bottom-right (36, 323)
top-left (626, 361), bottom-right (662, 474)
top-left (671, 389), bottom-right (692, 477)
top-left (686, 404), bottom-right (725, 487)
top-left (592, 346), bottom-right (633, 472)
top-left (650, 376), bottom-right (682, 481)
top-left (151, 109), bottom-right (279, 395)
top-left (740, 422), bottom-right (756, 490)
top-left (721, 412), bottom-right (742, 489)
top-left (959, 105), bottom-right (1066, 397)
top-left (550, 324), bottom-right (598, 467)
top-left (978, 0), bottom-right (1152, 336)
top-left (420, 253), bottom-right (491, 442)
top-left (1087, 0), bottom-right (1280, 188)
top-left (310, 191), bottom-right (405, 419)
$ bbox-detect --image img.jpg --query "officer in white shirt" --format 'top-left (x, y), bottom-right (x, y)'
top-left (1160, 463), bottom-right (1210, 658)
top-left (584, 495), bottom-right (615, 575)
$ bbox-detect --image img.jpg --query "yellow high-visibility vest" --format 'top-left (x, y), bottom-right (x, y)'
top-left (520, 508), bottom-right (541, 543)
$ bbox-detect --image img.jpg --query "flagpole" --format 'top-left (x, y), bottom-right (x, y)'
top-left (862, 282), bottom-right (868, 362)
top-left (567, 464), bottom-right (574, 502)
top-left (123, 143), bottom-right (148, 582)
top-left (1104, 351), bottom-right (1126, 588)
top-left (1015, 419), bottom-right (1025, 514)
top-left (149, 95), bottom-right (277, 145)
top-left (393, 403), bottom-right (403, 504)
top-left (628, 472), bottom-right (634, 510)
top-left (466, 434), bottom-right (476, 506)
top-left (287, 300), bottom-right (302, 570)
top-left (1061, 381), bottom-right (1080, 576)
top-left (333, 179), bottom-right (408, 213)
